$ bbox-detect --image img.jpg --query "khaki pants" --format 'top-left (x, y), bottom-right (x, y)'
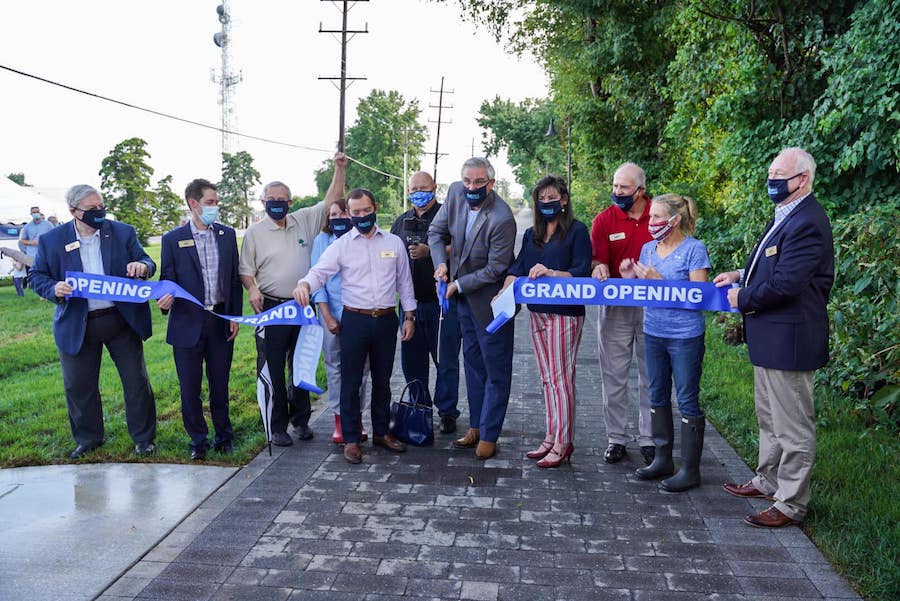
top-left (597, 305), bottom-right (652, 446)
top-left (751, 367), bottom-right (816, 520)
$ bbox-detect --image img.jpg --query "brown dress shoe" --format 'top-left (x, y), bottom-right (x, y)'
top-left (453, 428), bottom-right (479, 449)
top-left (723, 481), bottom-right (772, 499)
top-left (475, 440), bottom-right (496, 460)
top-left (372, 434), bottom-right (406, 453)
top-left (744, 505), bottom-right (799, 528)
top-left (343, 442), bottom-right (362, 464)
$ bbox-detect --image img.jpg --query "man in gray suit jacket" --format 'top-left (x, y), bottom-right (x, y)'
top-left (429, 157), bottom-right (517, 460)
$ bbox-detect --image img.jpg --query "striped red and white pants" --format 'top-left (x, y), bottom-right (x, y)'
top-left (529, 311), bottom-right (585, 445)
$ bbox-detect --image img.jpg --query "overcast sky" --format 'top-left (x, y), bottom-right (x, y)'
top-left (0, 0), bottom-right (547, 207)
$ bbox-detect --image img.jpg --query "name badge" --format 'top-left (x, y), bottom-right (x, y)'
top-left (765, 245), bottom-right (778, 257)
top-left (65, 241), bottom-right (81, 252)
top-left (380, 250), bottom-right (397, 259)
top-left (178, 239), bottom-right (196, 248)
top-left (609, 232), bottom-right (626, 242)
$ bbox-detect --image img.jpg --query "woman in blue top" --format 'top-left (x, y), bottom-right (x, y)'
top-left (620, 193), bottom-right (711, 492)
top-left (311, 198), bottom-right (370, 444)
top-left (504, 175), bottom-right (592, 468)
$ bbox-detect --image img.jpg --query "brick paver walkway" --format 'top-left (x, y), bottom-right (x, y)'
top-left (100, 307), bottom-right (859, 601)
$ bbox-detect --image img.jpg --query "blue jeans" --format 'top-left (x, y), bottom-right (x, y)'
top-left (644, 333), bottom-right (705, 418)
top-left (400, 298), bottom-right (461, 418)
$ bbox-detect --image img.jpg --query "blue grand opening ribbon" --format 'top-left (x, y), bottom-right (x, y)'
top-left (487, 276), bottom-right (738, 333)
top-left (64, 271), bottom-right (320, 327)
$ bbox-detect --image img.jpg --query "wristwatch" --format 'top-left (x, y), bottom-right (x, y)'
top-left (405, 314), bottom-right (416, 322)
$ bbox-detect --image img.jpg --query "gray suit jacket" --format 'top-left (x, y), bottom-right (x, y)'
top-left (428, 181), bottom-right (517, 328)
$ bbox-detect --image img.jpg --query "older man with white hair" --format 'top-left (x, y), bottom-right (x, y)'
top-left (29, 184), bottom-right (158, 459)
top-left (715, 147), bottom-right (834, 528)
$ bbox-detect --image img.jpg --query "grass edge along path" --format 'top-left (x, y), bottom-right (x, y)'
top-left (701, 317), bottom-right (899, 601)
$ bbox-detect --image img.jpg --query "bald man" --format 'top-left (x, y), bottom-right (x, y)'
top-left (590, 162), bottom-right (655, 466)
top-left (391, 172), bottom-right (461, 434)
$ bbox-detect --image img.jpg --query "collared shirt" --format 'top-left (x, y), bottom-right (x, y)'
top-left (75, 222), bottom-right (113, 311)
top-left (239, 202), bottom-right (326, 299)
top-left (310, 232), bottom-right (345, 319)
top-left (743, 193), bottom-right (810, 284)
top-left (20, 219), bottom-right (54, 257)
top-left (301, 225), bottom-right (416, 312)
top-left (590, 200), bottom-right (652, 278)
top-left (189, 219), bottom-right (222, 306)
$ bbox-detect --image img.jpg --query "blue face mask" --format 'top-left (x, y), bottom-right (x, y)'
top-left (465, 184), bottom-right (488, 208)
top-left (611, 193), bottom-right (635, 212)
top-left (330, 217), bottom-right (352, 237)
top-left (409, 190), bottom-right (435, 208)
top-left (199, 205), bottom-right (219, 226)
top-left (265, 200), bottom-right (290, 220)
top-left (766, 173), bottom-right (803, 204)
top-left (351, 213), bottom-right (376, 235)
top-left (32, 212), bottom-right (41, 222)
top-left (538, 200), bottom-right (563, 223)
top-left (77, 207), bottom-right (106, 228)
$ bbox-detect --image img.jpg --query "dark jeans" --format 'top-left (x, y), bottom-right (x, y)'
top-left (58, 309), bottom-right (156, 446)
top-left (173, 310), bottom-right (234, 450)
top-left (258, 297), bottom-right (311, 434)
top-left (399, 297), bottom-right (461, 418)
top-left (456, 296), bottom-right (514, 442)
top-left (339, 309), bottom-right (399, 443)
top-left (644, 332), bottom-right (705, 417)
top-left (13, 277), bottom-right (24, 297)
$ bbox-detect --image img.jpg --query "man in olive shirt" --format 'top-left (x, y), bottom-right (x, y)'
top-left (239, 153), bottom-right (346, 446)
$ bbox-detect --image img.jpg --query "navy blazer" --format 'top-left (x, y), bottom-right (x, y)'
top-left (159, 222), bottom-right (242, 348)
top-left (29, 220), bottom-right (156, 356)
top-left (738, 194), bottom-right (834, 371)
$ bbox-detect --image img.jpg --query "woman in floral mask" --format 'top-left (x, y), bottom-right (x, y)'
top-left (620, 193), bottom-right (710, 492)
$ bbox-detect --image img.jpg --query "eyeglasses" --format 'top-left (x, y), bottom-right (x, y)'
top-left (462, 178), bottom-right (490, 187)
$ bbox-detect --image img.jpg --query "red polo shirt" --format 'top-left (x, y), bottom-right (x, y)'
top-left (590, 199), bottom-right (652, 278)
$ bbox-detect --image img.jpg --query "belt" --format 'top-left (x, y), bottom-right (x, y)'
top-left (343, 305), bottom-right (395, 318)
top-left (87, 307), bottom-right (118, 319)
top-left (263, 294), bottom-right (292, 304)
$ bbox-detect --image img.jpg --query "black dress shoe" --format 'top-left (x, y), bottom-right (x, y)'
top-left (440, 415), bottom-right (457, 434)
top-left (190, 447), bottom-right (207, 461)
top-left (213, 441), bottom-right (233, 454)
top-left (295, 424), bottom-right (314, 441)
top-left (272, 432), bottom-right (293, 447)
top-left (70, 441), bottom-right (103, 459)
top-left (134, 442), bottom-right (156, 457)
top-left (604, 443), bottom-right (626, 463)
top-left (640, 445), bottom-right (655, 466)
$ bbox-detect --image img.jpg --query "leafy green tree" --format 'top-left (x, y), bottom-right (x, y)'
top-left (153, 175), bottom-right (185, 233)
top-left (218, 150), bottom-right (261, 229)
top-left (99, 137), bottom-right (156, 244)
top-left (342, 89), bottom-right (428, 214)
top-left (7, 173), bottom-right (29, 187)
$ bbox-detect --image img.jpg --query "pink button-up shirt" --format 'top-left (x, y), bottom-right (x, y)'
top-left (301, 226), bottom-right (416, 312)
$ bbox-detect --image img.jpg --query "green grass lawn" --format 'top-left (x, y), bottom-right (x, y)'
top-left (701, 316), bottom-right (899, 601)
top-left (0, 241), bottom-right (325, 467)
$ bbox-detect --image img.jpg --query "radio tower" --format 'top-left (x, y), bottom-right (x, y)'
top-left (212, 1), bottom-right (242, 154)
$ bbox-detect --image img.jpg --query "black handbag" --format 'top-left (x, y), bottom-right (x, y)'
top-left (389, 379), bottom-right (434, 446)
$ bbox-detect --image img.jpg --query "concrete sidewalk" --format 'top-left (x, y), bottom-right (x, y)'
top-left (97, 307), bottom-right (860, 601)
top-left (0, 463), bottom-right (235, 601)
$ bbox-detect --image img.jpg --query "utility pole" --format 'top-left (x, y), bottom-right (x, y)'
top-left (428, 76), bottom-right (453, 182)
top-left (211, 1), bottom-right (242, 155)
top-left (318, 0), bottom-right (368, 152)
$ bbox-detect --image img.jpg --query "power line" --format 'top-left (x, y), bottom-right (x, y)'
top-left (0, 63), bottom-right (401, 181)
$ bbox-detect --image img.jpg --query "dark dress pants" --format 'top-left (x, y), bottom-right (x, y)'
top-left (173, 310), bottom-right (235, 450)
top-left (399, 298), bottom-right (461, 418)
top-left (259, 297), bottom-right (312, 435)
top-left (58, 309), bottom-right (156, 446)
top-left (339, 310), bottom-right (399, 443)
top-left (456, 296), bottom-right (514, 442)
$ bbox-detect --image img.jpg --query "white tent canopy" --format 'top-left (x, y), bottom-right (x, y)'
top-left (0, 177), bottom-right (70, 223)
